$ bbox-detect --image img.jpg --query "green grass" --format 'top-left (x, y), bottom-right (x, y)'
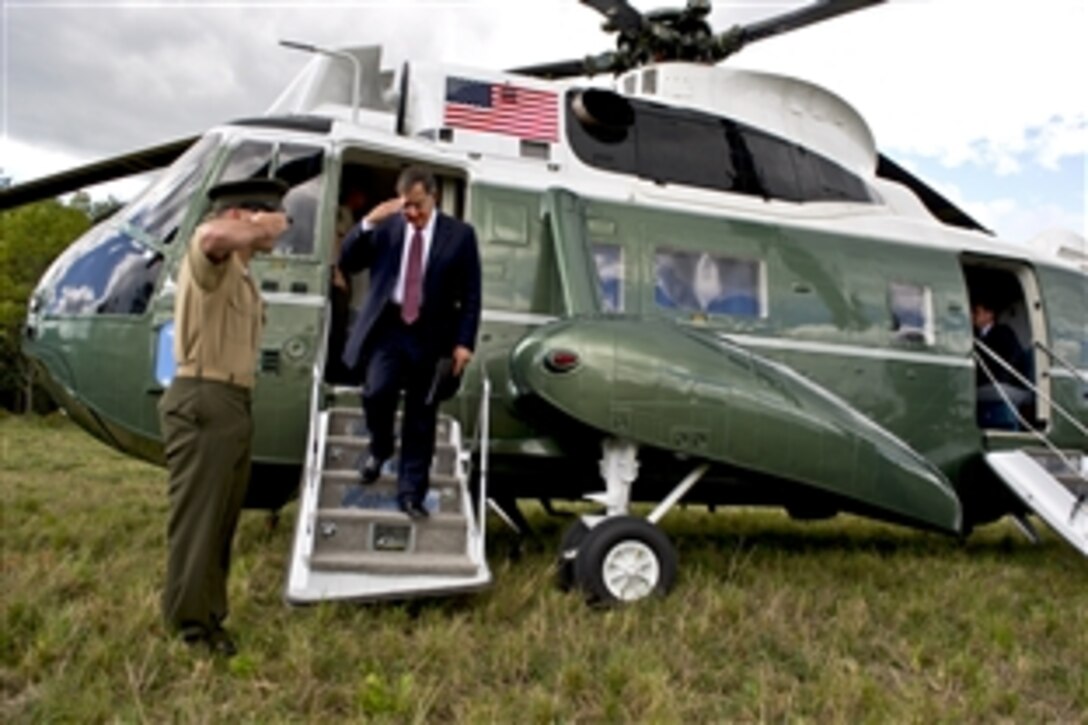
top-left (2, 414), bottom-right (1086, 722)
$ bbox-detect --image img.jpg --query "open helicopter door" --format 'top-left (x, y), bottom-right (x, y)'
top-left (985, 451), bottom-right (1088, 558)
top-left (286, 156), bottom-right (490, 603)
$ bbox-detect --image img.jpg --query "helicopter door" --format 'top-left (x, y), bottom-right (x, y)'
top-left (326, 149), bottom-right (467, 383)
top-left (962, 255), bottom-right (1051, 432)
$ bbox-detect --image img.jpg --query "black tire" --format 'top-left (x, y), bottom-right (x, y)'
top-left (573, 516), bottom-right (677, 605)
top-left (556, 519), bottom-right (591, 591)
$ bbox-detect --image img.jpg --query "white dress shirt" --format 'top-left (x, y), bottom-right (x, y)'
top-left (361, 211), bottom-right (438, 304)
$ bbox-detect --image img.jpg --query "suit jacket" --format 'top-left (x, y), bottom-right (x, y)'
top-left (338, 211), bottom-right (482, 373)
top-left (977, 323), bottom-right (1025, 387)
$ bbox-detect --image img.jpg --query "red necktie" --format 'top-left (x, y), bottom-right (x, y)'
top-left (401, 228), bottom-right (424, 324)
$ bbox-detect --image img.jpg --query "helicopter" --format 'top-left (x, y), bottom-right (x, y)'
top-left (3, 0), bottom-right (1086, 604)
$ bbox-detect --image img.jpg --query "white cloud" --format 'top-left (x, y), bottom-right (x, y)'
top-left (733, 0), bottom-right (1088, 177)
top-left (932, 177), bottom-right (1085, 243)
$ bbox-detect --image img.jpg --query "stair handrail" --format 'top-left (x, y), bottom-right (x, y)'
top-left (292, 300), bottom-right (333, 563)
top-left (465, 358), bottom-right (493, 561)
top-left (473, 375), bottom-right (492, 560)
top-left (1033, 339), bottom-right (1088, 386)
top-left (975, 349), bottom-right (1086, 485)
top-left (306, 301), bottom-right (333, 479)
top-left (975, 338), bottom-right (1088, 440)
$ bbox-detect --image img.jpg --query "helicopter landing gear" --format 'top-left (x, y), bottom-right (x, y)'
top-left (573, 516), bottom-right (678, 604)
top-left (560, 440), bottom-right (710, 605)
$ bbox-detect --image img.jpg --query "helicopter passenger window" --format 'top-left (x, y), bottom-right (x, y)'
top-left (654, 249), bottom-right (762, 317)
top-left (888, 281), bottom-right (933, 344)
top-left (591, 242), bottom-right (624, 312)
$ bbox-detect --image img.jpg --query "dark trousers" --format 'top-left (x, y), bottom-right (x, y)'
top-left (362, 306), bottom-right (438, 504)
top-left (158, 377), bottom-right (252, 636)
top-left (326, 282), bottom-right (353, 385)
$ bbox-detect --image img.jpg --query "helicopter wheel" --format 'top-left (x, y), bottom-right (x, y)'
top-left (573, 516), bottom-right (677, 605)
top-left (556, 518), bottom-right (591, 591)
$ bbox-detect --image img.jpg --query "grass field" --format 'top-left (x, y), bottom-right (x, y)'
top-left (2, 414), bottom-right (1086, 722)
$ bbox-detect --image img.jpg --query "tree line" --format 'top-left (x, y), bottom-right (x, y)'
top-left (0, 190), bottom-right (122, 412)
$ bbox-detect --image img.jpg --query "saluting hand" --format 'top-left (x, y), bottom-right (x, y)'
top-left (250, 211), bottom-right (290, 251)
top-left (364, 197), bottom-right (405, 227)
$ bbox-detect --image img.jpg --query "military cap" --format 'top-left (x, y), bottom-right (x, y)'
top-left (207, 178), bottom-right (289, 213)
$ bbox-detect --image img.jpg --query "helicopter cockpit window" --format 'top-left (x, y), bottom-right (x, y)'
top-left (219, 140), bottom-right (275, 183)
top-left (33, 135), bottom-right (221, 317)
top-left (591, 242), bottom-right (624, 312)
top-left (216, 140), bottom-right (325, 256)
top-left (120, 134), bottom-right (220, 246)
top-left (654, 248), bottom-right (762, 318)
top-left (888, 281), bottom-right (934, 344)
top-left (274, 144), bottom-right (324, 256)
top-left (37, 224), bottom-right (164, 316)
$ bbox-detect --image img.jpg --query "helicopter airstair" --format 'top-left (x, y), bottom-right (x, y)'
top-left (976, 339), bottom-right (1088, 558)
top-left (286, 315), bottom-right (491, 603)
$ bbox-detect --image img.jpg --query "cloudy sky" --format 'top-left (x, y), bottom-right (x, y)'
top-left (2, 0), bottom-right (1084, 244)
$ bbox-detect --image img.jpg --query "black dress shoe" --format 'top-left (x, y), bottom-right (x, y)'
top-left (360, 455), bottom-right (385, 484)
top-left (207, 627), bottom-right (238, 658)
top-left (179, 626), bottom-right (237, 658)
top-left (398, 498), bottom-right (429, 520)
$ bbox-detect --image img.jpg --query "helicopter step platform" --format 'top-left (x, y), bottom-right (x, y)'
top-left (1023, 448), bottom-right (1088, 499)
top-left (987, 450), bottom-right (1088, 558)
top-left (286, 402), bottom-right (491, 604)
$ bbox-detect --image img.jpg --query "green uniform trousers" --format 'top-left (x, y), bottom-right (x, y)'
top-left (158, 376), bottom-right (252, 635)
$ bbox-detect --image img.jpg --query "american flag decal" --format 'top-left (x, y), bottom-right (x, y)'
top-left (444, 77), bottom-right (558, 142)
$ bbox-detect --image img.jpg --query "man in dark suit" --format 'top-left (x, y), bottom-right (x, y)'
top-left (972, 300), bottom-right (1028, 430)
top-left (338, 166), bottom-right (481, 518)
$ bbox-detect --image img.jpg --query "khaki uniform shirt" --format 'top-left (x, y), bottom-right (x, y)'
top-left (173, 234), bottom-right (263, 389)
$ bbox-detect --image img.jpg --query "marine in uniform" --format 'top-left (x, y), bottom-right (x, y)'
top-left (157, 178), bottom-right (289, 656)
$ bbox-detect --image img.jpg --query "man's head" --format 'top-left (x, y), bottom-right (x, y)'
top-left (207, 178), bottom-right (289, 216)
top-left (340, 167), bottom-right (369, 215)
top-left (971, 301), bottom-right (996, 330)
top-left (395, 166), bottom-right (438, 230)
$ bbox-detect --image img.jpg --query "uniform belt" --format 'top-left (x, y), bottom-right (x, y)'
top-left (175, 364), bottom-right (255, 389)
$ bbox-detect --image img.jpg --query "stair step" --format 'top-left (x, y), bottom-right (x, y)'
top-left (312, 508), bottom-right (468, 556)
top-left (319, 476), bottom-right (462, 513)
top-left (323, 436), bottom-right (459, 476)
top-left (327, 407), bottom-right (455, 445)
top-left (309, 551), bottom-right (479, 577)
top-left (1057, 475), bottom-right (1088, 497)
top-left (321, 468), bottom-right (459, 488)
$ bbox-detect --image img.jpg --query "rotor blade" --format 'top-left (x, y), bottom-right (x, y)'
top-left (0, 136), bottom-right (198, 212)
top-left (509, 58), bottom-right (593, 79)
top-left (580, 0), bottom-right (645, 35)
top-left (876, 154), bottom-right (990, 234)
top-left (740, 0), bottom-right (885, 46)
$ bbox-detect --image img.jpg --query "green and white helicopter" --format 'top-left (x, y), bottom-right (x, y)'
top-left (4, 0), bottom-right (1085, 605)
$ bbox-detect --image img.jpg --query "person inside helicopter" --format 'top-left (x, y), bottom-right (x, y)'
top-left (326, 167), bottom-right (373, 384)
top-left (972, 297), bottom-right (1031, 431)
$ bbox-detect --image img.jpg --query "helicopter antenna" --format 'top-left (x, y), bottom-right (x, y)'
top-left (280, 39), bottom-right (362, 124)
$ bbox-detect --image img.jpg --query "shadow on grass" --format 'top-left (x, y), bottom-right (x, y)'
top-left (489, 504), bottom-right (1079, 577)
